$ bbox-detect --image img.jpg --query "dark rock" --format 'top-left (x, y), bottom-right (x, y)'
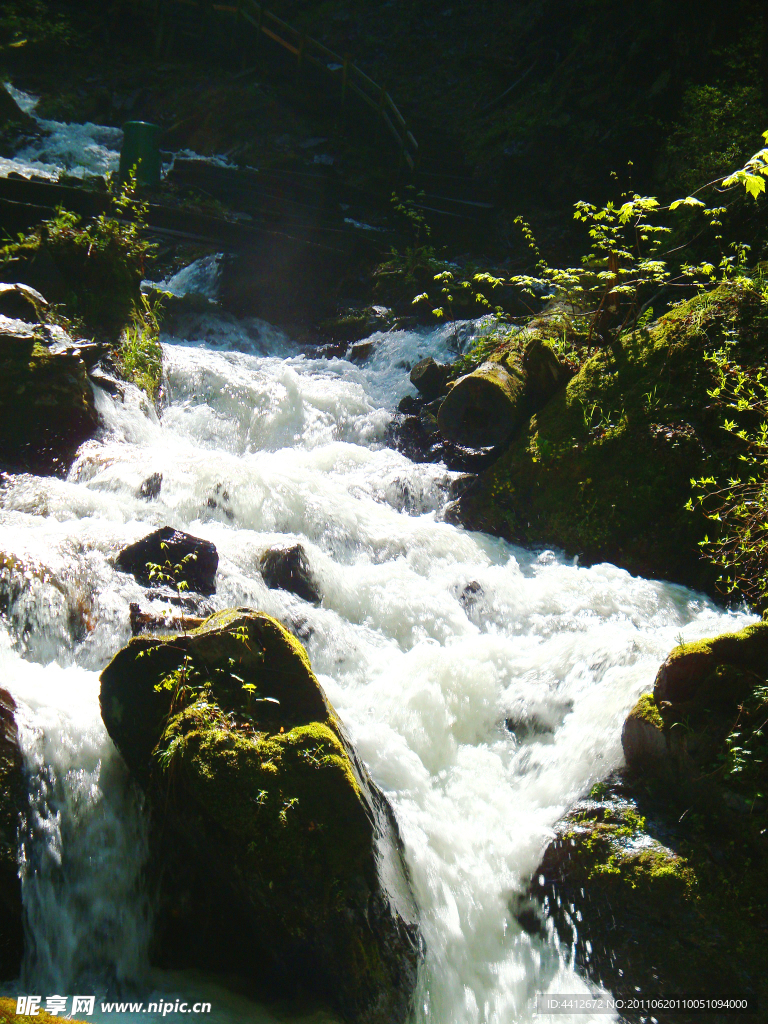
top-left (0, 87), bottom-right (39, 156)
top-left (458, 581), bottom-right (483, 609)
top-left (115, 527), bottom-right (218, 594)
top-left (259, 544), bottom-right (321, 604)
top-left (410, 357), bottom-right (449, 400)
top-left (318, 306), bottom-right (394, 344)
top-left (0, 284), bottom-right (47, 323)
top-left (532, 770), bottom-right (768, 1012)
top-left (312, 340), bottom-right (348, 359)
top-left (0, 318), bottom-right (98, 473)
top-left (0, 689), bottom-right (24, 979)
top-left (87, 367), bottom-right (124, 397)
top-left (348, 339), bottom-right (376, 363)
top-left (418, 409), bottom-right (440, 439)
top-left (398, 394), bottom-right (422, 415)
top-left (138, 472), bottom-right (163, 500)
top-left (99, 610), bottom-right (421, 1024)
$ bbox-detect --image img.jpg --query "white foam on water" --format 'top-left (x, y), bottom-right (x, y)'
top-left (0, 311), bottom-right (755, 1023)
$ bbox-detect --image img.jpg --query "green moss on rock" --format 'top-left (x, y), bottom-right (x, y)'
top-left (100, 610), bottom-right (420, 1024)
top-left (456, 281), bottom-right (768, 594)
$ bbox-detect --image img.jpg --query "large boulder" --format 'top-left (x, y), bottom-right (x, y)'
top-left (531, 621), bottom-right (768, 1010)
top-left (530, 774), bottom-right (767, 1008)
top-left (0, 689), bottom-right (25, 980)
top-left (99, 610), bottom-right (421, 1024)
top-left (115, 527), bottom-right (218, 594)
top-left (0, 314), bottom-right (98, 472)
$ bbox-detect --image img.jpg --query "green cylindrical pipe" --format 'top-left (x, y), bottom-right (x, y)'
top-left (119, 121), bottom-right (162, 188)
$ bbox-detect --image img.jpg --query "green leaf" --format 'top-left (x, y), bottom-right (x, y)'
top-left (670, 196), bottom-right (706, 210)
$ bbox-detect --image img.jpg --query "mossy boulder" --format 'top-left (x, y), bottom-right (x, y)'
top-left (536, 620), bottom-right (768, 1009)
top-left (455, 281), bottom-right (768, 594)
top-left (99, 610), bottom-right (421, 1024)
top-left (0, 689), bottom-right (25, 980)
top-left (624, 620), bottom-right (768, 778)
top-left (532, 775), bottom-right (767, 1012)
top-left (0, 315), bottom-right (98, 472)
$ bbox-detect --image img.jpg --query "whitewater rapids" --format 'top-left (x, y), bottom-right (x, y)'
top-left (0, 306), bottom-right (754, 1024)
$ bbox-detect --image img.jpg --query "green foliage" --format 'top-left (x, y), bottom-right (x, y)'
top-left (691, 336), bottom-right (768, 608)
top-left (115, 296), bottom-right (163, 401)
top-left (139, 601), bottom-right (277, 775)
top-left (0, 171), bottom-right (154, 335)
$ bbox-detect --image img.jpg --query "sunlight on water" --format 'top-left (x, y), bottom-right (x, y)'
top-left (0, 305), bottom-right (756, 1023)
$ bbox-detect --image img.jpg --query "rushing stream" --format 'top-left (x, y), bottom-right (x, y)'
top-left (0, 83), bottom-right (757, 1023)
top-left (0, 298), bottom-right (755, 1023)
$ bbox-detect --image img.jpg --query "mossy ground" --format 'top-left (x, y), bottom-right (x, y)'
top-left (458, 280), bottom-right (768, 594)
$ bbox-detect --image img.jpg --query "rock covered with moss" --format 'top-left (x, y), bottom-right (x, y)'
top-left (0, 311), bottom-right (99, 472)
top-left (536, 623), bottom-right (768, 1007)
top-left (99, 610), bottom-right (421, 1024)
top-left (531, 775), bottom-right (767, 1008)
top-left (454, 281), bottom-right (768, 594)
top-left (624, 620), bottom-right (768, 780)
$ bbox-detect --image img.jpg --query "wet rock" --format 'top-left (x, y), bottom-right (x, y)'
top-left (318, 306), bottom-right (394, 344)
top-left (410, 357), bottom-right (449, 401)
top-left (138, 472), bottom-right (163, 500)
top-left (458, 580), bottom-right (483, 609)
top-left (115, 527), bottom-right (219, 594)
top-left (0, 86), bottom-right (39, 156)
top-left (312, 340), bottom-right (348, 359)
top-left (0, 689), bottom-right (25, 979)
top-left (100, 610), bottom-right (421, 1024)
top-left (0, 318), bottom-right (99, 473)
top-left (0, 283), bottom-right (47, 323)
top-left (621, 693), bottom-right (669, 768)
top-left (259, 543), bottom-right (321, 604)
top-left (398, 394), bottom-right (423, 415)
top-left (348, 339), bottom-right (376, 363)
top-left (532, 771), bottom-right (768, 1011)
